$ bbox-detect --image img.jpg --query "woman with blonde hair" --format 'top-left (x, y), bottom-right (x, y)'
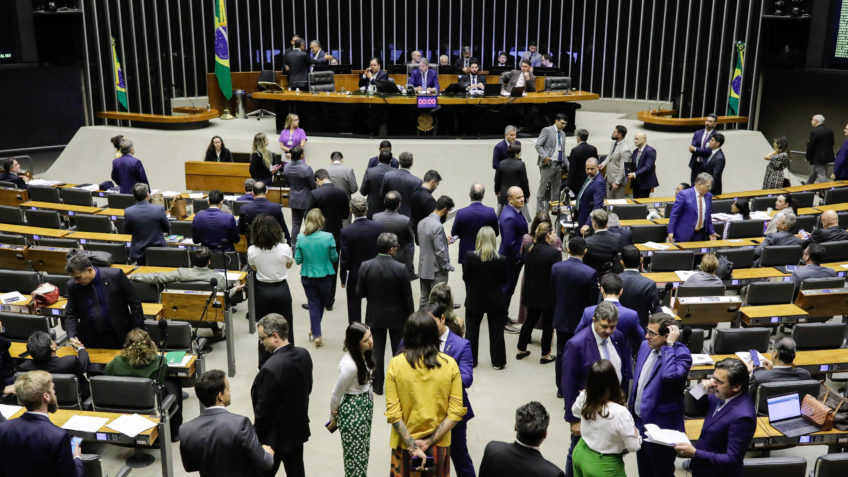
top-left (461, 226), bottom-right (508, 369)
top-left (249, 132), bottom-right (283, 184)
top-left (295, 208), bottom-right (338, 347)
top-left (279, 113), bottom-right (307, 159)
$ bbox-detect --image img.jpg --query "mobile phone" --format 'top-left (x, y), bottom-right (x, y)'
top-left (411, 456), bottom-right (434, 468)
top-left (749, 349), bottom-right (760, 367)
top-left (70, 436), bottom-right (83, 452)
top-left (325, 420), bottom-right (337, 433)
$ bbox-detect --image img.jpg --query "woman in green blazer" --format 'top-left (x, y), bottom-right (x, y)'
top-left (295, 208), bottom-right (338, 347)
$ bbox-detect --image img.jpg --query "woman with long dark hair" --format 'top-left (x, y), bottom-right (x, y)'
top-left (722, 198), bottom-right (750, 239)
top-left (762, 135), bottom-right (790, 189)
top-left (384, 311), bottom-right (466, 477)
top-left (329, 322), bottom-right (375, 477)
top-left (204, 135), bottom-right (233, 162)
top-left (571, 359), bottom-right (641, 476)
top-left (765, 193), bottom-right (796, 235)
top-left (516, 222), bottom-right (560, 364)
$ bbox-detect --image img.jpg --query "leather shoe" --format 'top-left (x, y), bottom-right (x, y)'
top-left (539, 355), bottom-right (556, 364)
top-left (325, 304), bottom-right (333, 311)
top-left (504, 323), bottom-right (520, 334)
top-left (516, 350), bottom-right (531, 360)
top-left (301, 303), bottom-right (309, 310)
top-left (557, 390), bottom-right (563, 398)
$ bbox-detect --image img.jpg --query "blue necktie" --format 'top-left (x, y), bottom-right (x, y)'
top-left (714, 399), bottom-right (726, 416)
top-left (601, 339), bottom-right (611, 360)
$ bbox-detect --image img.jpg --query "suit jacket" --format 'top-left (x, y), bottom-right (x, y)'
top-left (360, 163), bottom-right (394, 217)
top-left (454, 56), bottom-right (475, 71)
top-left (0, 412), bottom-right (83, 477)
top-left (124, 200), bottom-right (169, 261)
top-left (583, 230), bottom-right (622, 274)
top-left (834, 138), bottom-right (848, 180)
top-left (0, 172), bottom-right (27, 190)
top-left (803, 226), bottom-right (848, 248)
top-left (575, 173), bottom-right (606, 228)
top-left (19, 349), bottom-right (91, 397)
top-left (494, 158), bottom-right (530, 205)
top-left (308, 48), bottom-right (329, 71)
top-left (309, 183), bottom-right (350, 238)
top-left (806, 124), bottom-right (835, 165)
top-left (327, 163), bottom-right (358, 196)
top-left (521, 241), bottom-right (562, 309)
top-left (608, 226), bottom-right (633, 247)
top-left (498, 205), bottom-right (528, 261)
top-left (358, 69), bottom-right (389, 87)
top-left (683, 271), bottom-right (725, 287)
top-left (790, 264), bottom-right (837, 295)
top-left (237, 197), bottom-right (290, 244)
top-left (753, 230), bottom-right (802, 259)
top-left (180, 407), bottom-right (273, 477)
top-left (628, 341), bottom-right (692, 431)
top-left (339, 217), bottom-right (383, 288)
top-left (668, 187), bottom-right (716, 242)
top-left (492, 139), bottom-right (520, 170)
top-left (418, 213), bottom-right (454, 280)
top-left (602, 140), bottom-right (632, 187)
top-left (192, 207), bottom-right (239, 251)
top-left (631, 145), bottom-right (659, 189)
top-left (478, 441), bottom-right (565, 477)
top-left (551, 258), bottom-right (599, 332)
top-left (380, 169), bottom-right (423, 218)
top-left (499, 70), bottom-right (536, 93)
top-left (748, 367), bottom-right (812, 400)
top-left (702, 149), bottom-right (726, 196)
top-left (443, 331), bottom-right (475, 420)
top-left (451, 202), bottom-right (499, 264)
top-left (0, 333), bottom-right (14, 387)
top-left (619, 270), bottom-right (660, 328)
top-left (567, 142), bottom-right (598, 194)
top-left (535, 125), bottom-right (568, 166)
top-left (689, 128), bottom-right (716, 170)
top-left (691, 393), bottom-right (756, 477)
top-left (457, 72), bottom-right (487, 90)
top-left (283, 49), bottom-right (310, 88)
top-left (64, 267), bottom-right (145, 349)
top-left (251, 344), bottom-right (313, 454)
top-left (204, 147), bottom-right (233, 162)
top-left (282, 161), bottom-right (316, 210)
top-left (357, 254), bottom-right (414, 329)
top-left (248, 151), bottom-right (283, 184)
top-left (462, 253), bottom-right (509, 313)
top-left (576, 300), bottom-right (645, 354)
top-left (562, 326), bottom-right (632, 422)
top-left (409, 68), bottom-right (440, 90)
top-left (111, 154), bottom-right (149, 194)
top-left (367, 155), bottom-right (399, 169)
top-left (372, 210), bottom-right (415, 272)
top-left (409, 186), bottom-right (436, 233)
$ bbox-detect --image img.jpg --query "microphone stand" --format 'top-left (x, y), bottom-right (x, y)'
top-left (155, 322), bottom-right (170, 443)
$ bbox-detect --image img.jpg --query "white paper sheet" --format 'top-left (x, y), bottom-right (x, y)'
top-left (28, 179), bottom-right (63, 187)
top-left (642, 241), bottom-right (670, 250)
top-left (0, 404), bottom-right (23, 419)
top-left (605, 199), bottom-right (629, 205)
top-left (0, 291), bottom-right (26, 304)
top-left (226, 272), bottom-right (242, 281)
top-left (688, 381), bottom-right (708, 400)
top-left (644, 424), bottom-right (691, 446)
top-left (674, 270), bottom-right (697, 281)
top-left (691, 354), bottom-right (715, 366)
top-left (105, 413), bottom-right (157, 437)
top-left (62, 415), bottom-right (110, 433)
top-left (735, 351), bottom-right (767, 364)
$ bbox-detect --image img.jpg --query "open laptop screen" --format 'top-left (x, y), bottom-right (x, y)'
top-left (767, 393), bottom-right (801, 422)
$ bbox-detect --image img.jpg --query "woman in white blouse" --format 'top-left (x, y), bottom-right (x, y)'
top-left (328, 322), bottom-right (374, 477)
top-left (571, 359), bottom-right (641, 477)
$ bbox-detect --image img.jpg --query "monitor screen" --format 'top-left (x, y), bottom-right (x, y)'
top-left (767, 393), bottom-right (801, 421)
top-left (828, 0), bottom-right (848, 68)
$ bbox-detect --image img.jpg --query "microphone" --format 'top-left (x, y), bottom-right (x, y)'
top-left (210, 277), bottom-right (218, 291)
top-left (157, 317), bottom-right (169, 348)
top-left (209, 277), bottom-right (220, 308)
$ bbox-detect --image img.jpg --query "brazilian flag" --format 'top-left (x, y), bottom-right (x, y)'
top-left (727, 42), bottom-right (744, 116)
top-left (214, 0), bottom-right (233, 100)
top-left (111, 37), bottom-right (128, 111)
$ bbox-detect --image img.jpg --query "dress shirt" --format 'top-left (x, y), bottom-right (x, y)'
top-left (439, 329), bottom-right (449, 352)
top-left (205, 406), bottom-right (226, 411)
top-left (515, 73), bottom-right (526, 88)
top-left (576, 175), bottom-right (594, 207)
top-left (329, 353), bottom-right (372, 413)
top-left (515, 439), bottom-right (540, 451)
top-left (247, 243), bottom-right (293, 282)
top-left (633, 147), bottom-right (643, 166)
top-left (571, 391), bottom-right (642, 454)
top-left (634, 349), bottom-right (659, 417)
top-left (714, 392), bottom-right (739, 416)
top-left (702, 130), bottom-right (713, 148)
top-left (706, 148), bottom-right (721, 166)
top-left (593, 326), bottom-right (622, 382)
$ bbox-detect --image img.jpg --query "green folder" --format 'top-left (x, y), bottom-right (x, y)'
top-left (165, 351), bottom-right (187, 364)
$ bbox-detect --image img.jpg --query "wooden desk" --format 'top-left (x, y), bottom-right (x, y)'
top-left (797, 207), bottom-right (823, 216)
top-left (95, 108), bottom-right (218, 128)
top-left (635, 243), bottom-right (680, 253)
top-left (253, 89), bottom-right (600, 105)
top-left (632, 196), bottom-right (675, 205)
top-left (642, 267), bottom-right (786, 284)
top-left (795, 288), bottom-right (848, 317)
top-left (184, 161), bottom-right (251, 193)
top-left (67, 231), bottom-right (132, 243)
top-left (94, 208), bottom-right (125, 217)
top-left (739, 303), bottom-right (808, 326)
top-left (28, 245), bottom-right (73, 273)
top-left (21, 201), bottom-right (103, 215)
top-left (821, 261), bottom-right (848, 276)
top-left (111, 264), bottom-right (138, 274)
top-left (689, 349), bottom-right (848, 379)
top-left (684, 417), bottom-right (848, 448)
top-left (40, 297), bottom-right (163, 318)
top-left (619, 219), bottom-right (654, 226)
top-left (674, 238), bottom-right (759, 250)
top-left (815, 203), bottom-right (848, 213)
top-left (0, 223), bottom-right (71, 238)
top-left (674, 296), bottom-right (743, 326)
top-left (651, 217), bottom-right (670, 224)
top-left (7, 408), bottom-right (160, 445)
top-left (685, 417), bottom-right (772, 446)
top-left (637, 109), bottom-right (748, 128)
top-left (782, 181), bottom-right (848, 193)
top-left (715, 188), bottom-right (785, 200)
top-left (0, 187), bottom-right (29, 207)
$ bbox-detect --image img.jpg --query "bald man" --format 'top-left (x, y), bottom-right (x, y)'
top-left (498, 186), bottom-right (529, 315)
top-left (801, 210), bottom-right (848, 247)
top-left (628, 132), bottom-right (659, 199)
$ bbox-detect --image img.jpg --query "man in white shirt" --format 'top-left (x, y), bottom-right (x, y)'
top-left (500, 60), bottom-right (536, 94)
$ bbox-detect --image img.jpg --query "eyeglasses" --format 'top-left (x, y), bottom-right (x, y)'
top-left (646, 329), bottom-right (660, 338)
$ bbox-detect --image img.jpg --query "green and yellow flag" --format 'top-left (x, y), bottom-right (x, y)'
top-left (111, 37), bottom-right (128, 111)
top-left (727, 42), bottom-right (745, 116)
top-left (213, 0), bottom-right (233, 100)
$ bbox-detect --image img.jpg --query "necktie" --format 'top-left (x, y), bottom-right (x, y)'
top-left (702, 132), bottom-right (710, 149)
top-left (601, 339), bottom-right (611, 360)
top-left (557, 133), bottom-right (563, 162)
top-left (696, 194), bottom-right (704, 230)
top-left (423, 71), bottom-right (427, 87)
top-left (634, 148), bottom-right (642, 167)
top-left (713, 399), bottom-right (726, 416)
top-left (635, 350), bottom-right (659, 417)
top-left (576, 176), bottom-right (592, 207)
top-left (471, 75), bottom-right (476, 85)
top-left (611, 142), bottom-right (617, 155)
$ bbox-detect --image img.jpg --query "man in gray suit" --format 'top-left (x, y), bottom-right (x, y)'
top-left (417, 195), bottom-right (456, 306)
top-left (600, 125), bottom-right (632, 199)
top-left (327, 152), bottom-right (358, 227)
top-left (535, 114), bottom-right (569, 213)
top-left (790, 243), bottom-right (837, 296)
top-left (373, 191), bottom-right (416, 279)
top-left (180, 369), bottom-right (274, 477)
top-left (282, 146), bottom-right (316, 246)
top-left (500, 60), bottom-right (536, 94)
top-left (747, 337), bottom-right (812, 399)
top-left (753, 212), bottom-right (802, 264)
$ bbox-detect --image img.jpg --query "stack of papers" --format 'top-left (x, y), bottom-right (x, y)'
top-left (28, 179), bottom-right (63, 187)
top-left (691, 354), bottom-right (715, 366)
top-left (75, 184), bottom-right (100, 192)
top-left (161, 191), bottom-right (182, 197)
top-left (62, 415), bottom-right (109, 433)
top-left (644, 424), bottom-right (691, 446)
top-left (0, 291), bottom-right (26, 304)
top-left (187, 192), bottom-right (204, 199)
top-left (106, 414), bottom-right (157, 437)
top-left (0, 404), bottom-right (22, 419)
top-left (605, 199), bottom-right (629, 205)
top-left (643, 241), bottom-right (670, 251)
top-left (674, 270), bottom-right (697, 281)
top-left (750, 211), bottom-right (771, 221)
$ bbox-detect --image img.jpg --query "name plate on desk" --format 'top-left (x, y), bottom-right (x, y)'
top-left (417, 95), bottom-right (438, 108)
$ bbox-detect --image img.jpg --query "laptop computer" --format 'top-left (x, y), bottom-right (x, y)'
top-left (483, 83), bottom-right (502, 96)
top-left (509, 86), bottom-right (525, 97)
top-left (767, 392), bottom-right (821, 437)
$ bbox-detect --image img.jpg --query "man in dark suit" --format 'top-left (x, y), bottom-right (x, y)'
top-left (753, 212), bottom-right (801, 264)
top-left (360, 150), bottom-right (395, 218)
top-left (619, 246), bottom-right (660, 328)
top-left (410, 169), bottom-right (442, 233)
top-left (380, 152), bottom-right (422, 218)
top-left (629, 313), bottom-right (692, 477)
top-left (627, 132), bottom-right (659, 198)
top-left (181, 369), bottom-right (274, 476)
top-left (111, 138), bottom-right (150, 194)
top-left (282, 146), bottom-right (316, 246)
top-left (582, 209), bottom-right (622, 274)
top-left (19, 331), bottom-right (90, 398)
top-left (252, 314), bottom-right (313, 477)
top-left (283, 38), bottom-right (310, 89)
top-left (237, 181), bottom-right (291, 245)
top-left (668, 172), bottom-right (717, 242)
top-left (409, 57), bottom-right (440, 93)
top-left (373, 191), bottom-right (416, 278)
top-left (124, 183), bottom-right (169, 264)
top-left (359, 57), bottom-right (390, 87)
top-left (478, 401), bottom-right (565, 477)
top-left (674, 358), bottom-right (756, 477)
top-left (452, 183), bottom-right (499, 271)
top-left (64, 254), bottom-right (144, 349)
top-left (607, 214), bottom-right (634, 247)
top-left (499, 60), bottom-right (535, 94)
top-left (498, 186), bottom-right (529, 316)
top-left (575, 273), bottom-right (645, 355)
top-left (562, 301), bottom-right (632, 477)
top-left (748, 337), bottom-right (811, 399)
top-left (494, 143), bottom-right (530, 219)
top-left (237, 178), bottom-right (255, 201)
top-left (806, 114), bottom-right (835, 184)
top-left (192, 189), bottom-right (240, 251)
top-left (307, 40), bottom-right (330, 72)
top-left (309, 168), bottom-right (351, 309)
top-left (702, 133), bottom-right (726, 196)
top-left (0, 325), bottom-right (14, 402)
top-left (454, 46), bottom-right (475, 73)
top-left (492, 125), bottom-right (519, 170)
top-left (688, 114), bottom-right (717, 185)
top-left (0, 158), bottom-right (29, 189)
top-left (0, 371), bottom-right (83, 477)
top-left (574, 158), bottom-right (606, 232)
top-left (567, 129), bottom-right (598, 196)
top-left (801, 210), bottom-right (848, 247)
top-left (340, 197), bottom-right (383, 323)
top-left (458, 60), bottom-right (486, 92)
top-left (357, 233), bottom-right (414, 395)
top-left (790, 243), bottom-right (838, 296)
top-left (366, 140), bottom-right (399, 169)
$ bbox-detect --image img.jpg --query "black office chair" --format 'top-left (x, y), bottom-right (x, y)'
top-left (192, 199), bottom-right (209, 213)
top-left (750, 196), bottom-right (777, 212)
top-left (24, 209), bottom-right (62, 229)
top-left (676, 285), bottom-right (725, 297)
top-left (543, 76), bottom-right (571, 91)
top-left (106, 194), bottom-right (137, 209)
top-left (823, 187), bottom-right (848, 205)
top-left (28, 185), bottom-right (61, 203)
top-left (85, 241), bottom-right (128, 264)
top-left (131, 281), bottom-right (161, 303)
top-left (838, 212), bottom-right (848, 230)
top-left (664, 203), bottom-right (673, 218)
top-left (81, 454), bottom-right (132, 477)
top-left (61, 188), bottom-right (95, 207)
top-left (232, 200), bottom-right (252, 216)
top-left (610, 204), bottom-right (648, 220)
top-left (144, 247), bottom-right (190, 268)
top-left (726, 219), bottom-right (766, 239)
top-left (73, 214), bottom-right (114, 233)
top-left (715, 247), bottom-right (755, 269)
top-left (810, 453), bottom-right (848, 477)
top-left (794, 215), bottom-right (817, 234)
top-left (144, 319), bottom-right (199, 352)
top-left (43, 273), bottom-right (70, 296)
top-left (308, 70), bottom-right (335, 92)
top-left (711, 328), bottom-right (771, 354)
top-left (759, 245), bottom-right (803, 267)
top-left (0, 180), bottom-right (18, 189)
top-left (170, 221), bottom-right (193, 238)
top-left (37, 237), bottom-right (79, 248)
top-left (0, 269), bottom-right (42, 293)
top-left (755, 380), bottom-right (822, 416)
top-left (684, 329), bottom-right (705, 354)
top-left (629, 225), bottom-right (667, 244)
top-left (0, 205), bottom-right (24, 225)
top-left (791, 323), bottom-right (846, 350)
top-left (745, 281), bottom-right (795, 305)
top-left (0, 312), bottom-right (57, 342)
top-left (115, 216), bottom-right (126, 233)
top-left (53, 374), bottom-right (88, 410)
top-left (742, 456), bottom-right (807, 477)
top-left (790, 191), bottom-right (816, 208)
top-left (0, 232), bottom-right (27, 245)
top-left (650, 251), bottom-right (695, 272)
top-left (821, 241), bottom-right (848, 262)
top-left (711, 199), bottom-right (734, 214)
top-left (88, 376), bottom-right (177, 435)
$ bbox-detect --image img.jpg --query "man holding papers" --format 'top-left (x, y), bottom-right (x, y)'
top-left (628, 313), bottom-right (692, 477)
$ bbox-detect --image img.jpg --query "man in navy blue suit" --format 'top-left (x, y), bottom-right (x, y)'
top-left (0, 371), bottom-right (83, 477)
top-left (574, 158), bottom-right (606, 233)
top-left (575, 273), bottom-right (645, 356)
top-left (111, 138), bottom-right (149, 194)
top-left (380, 152), bottom-right (422, 218)
top-left (674, 358), bottom-right (756, 477)
top-left (688, 114), bottom-right (717, 185)
top-left (629, 313), bottom-right (691, 477)
top-left (358, 57), bottom-right (389, 87)
top-left (451, 183), bottom-right (499, 270)
top-left (702, 133), bottom-right (727, 196)
top-left (124, 183), bottom-right (169, 264)
top-left (409, 58), bottom-right (440, 93)
top-left (627, 132), bottom-right (659, 199)
top-left (561, 301), bottom-right (632, 477)
top-left (192, 190), bottom-right (240, 251)
top-left (492, 125), bottom-right (520, 170)
top-left (551, 237), bottom-right (599, 397)
top-left (498, 186), bottom-right (528, 317)
top-left (366, 140), bottom-right (399, 169)
top-left (340, 197), bottom-right (384, 323)
top-left (238, 181), bottom-right (291, 245)
top-left (668, 172), bottom-right (717, 242)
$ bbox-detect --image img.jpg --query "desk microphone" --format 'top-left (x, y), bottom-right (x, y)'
top-left (157, 317), bottom-right (169, 348)
top-left (209, 277), bottom-right (220, 308)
